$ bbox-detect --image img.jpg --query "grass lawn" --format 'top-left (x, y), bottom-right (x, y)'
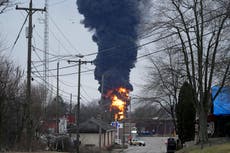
top-left (176, 142), bottom-right (230, 153)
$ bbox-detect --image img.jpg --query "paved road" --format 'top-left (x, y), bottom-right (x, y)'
top-left (124, 137), bottom-right (168, 153)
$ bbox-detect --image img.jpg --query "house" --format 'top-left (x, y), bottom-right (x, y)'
top-left (135, 117), bottom-right (175, 136)
top-left (41, 118), bottom-right (59, 133)
top-left (69, 118), bottom-right (116, 148)
top-left (42, 114), bottom-right (75, 134)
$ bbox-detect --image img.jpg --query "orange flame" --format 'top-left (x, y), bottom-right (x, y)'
top-left (107, 87), bottom-right (130, 121)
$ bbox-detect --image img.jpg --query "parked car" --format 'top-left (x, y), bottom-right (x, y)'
top-left (166, 137), bottom-right (176, 153)
top-left (130, 138), bottom-right (146, 146)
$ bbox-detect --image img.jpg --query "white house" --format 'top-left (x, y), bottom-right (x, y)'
top-left (69, 118), bottom-right (116, 148)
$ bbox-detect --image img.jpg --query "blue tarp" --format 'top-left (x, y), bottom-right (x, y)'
top-left (212, 86), bottom-right (230, 115)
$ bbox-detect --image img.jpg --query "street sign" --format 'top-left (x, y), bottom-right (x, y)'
top-left (111, 121), bottom-right (122, 128)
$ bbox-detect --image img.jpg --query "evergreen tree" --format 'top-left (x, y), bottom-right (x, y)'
top-left (176, 82), bottom-right (196, 144)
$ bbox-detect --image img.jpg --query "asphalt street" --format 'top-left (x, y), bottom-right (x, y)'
top-left (123, 137), bottom-right (168, 153)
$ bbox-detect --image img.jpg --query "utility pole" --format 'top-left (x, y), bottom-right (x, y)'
top-left (70, 93), bottom-right (72, 114)
top-left (99, 74), bottom-right (104, 152)
top-left (129, 98), bottom-right (132, 140)
top-left (44, 0), bottom-right (49, 106)
top-left (56, 62), bottom-right (59, 133)
top-left (16, 1), bottom-right (45, 151)
top-left (69, 93), bottom-right (72, 138)
top-left (68, 56), bottom-right (93, 153)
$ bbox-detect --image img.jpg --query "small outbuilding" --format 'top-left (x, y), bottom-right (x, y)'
top-left (69, 118), bottom-right (116, 148)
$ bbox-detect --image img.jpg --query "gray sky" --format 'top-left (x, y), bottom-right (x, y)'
top-left (0, 0), bottom-right (150, 105)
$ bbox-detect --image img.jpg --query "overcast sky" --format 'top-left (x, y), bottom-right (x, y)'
top-left (0, 0), bottom-right (151, 106)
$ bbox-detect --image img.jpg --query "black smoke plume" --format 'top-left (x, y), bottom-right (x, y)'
top-left (77, 0), bottom-right (140, 94)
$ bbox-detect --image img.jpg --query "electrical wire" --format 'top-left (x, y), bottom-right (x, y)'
top-left (32, 64), bottom-right (96, 102)
top-left (30, 5), bottom-right (227, 73)
top-left (81, 84), bottom-right (94, 101)
top-left (32, 68), bottom-right (78, 98)
top-left (31, 49), bottom-right (78, 97)
top-left (46, 69), bottom-right (94, 77)
top-left (31, 24), bottom-right (228, 78)
top-left (32, 48), bottom-right (83, 95)
top-left (33, 78), bottom-right (75, 103)
top-left (34, 13), bottom-right (77, 60)
top-left (81, 5), bottom-right (227, 58)
top-left (10, 13), bottom-right (29, 53)
top-left (32, 63), bottom-right (79, 73)
top-left (32, 49), bottom-right (96, 103)
top-left (49, 0), bottom-right (69, 7)
top-left (33, 46), bottom-right (78, 58)
top-left (49, 15), bottom-right (80, 54)
top-left (28, 3), bottom-right (229, 104)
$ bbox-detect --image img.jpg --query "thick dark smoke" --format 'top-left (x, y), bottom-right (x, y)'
top-left (77, 0), bottom-right (140, 94)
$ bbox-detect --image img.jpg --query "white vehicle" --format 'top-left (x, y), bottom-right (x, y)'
top-left (130, 138), bottom-right (146, 146)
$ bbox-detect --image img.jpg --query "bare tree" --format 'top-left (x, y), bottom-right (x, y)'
top-left (145, 0), bottom-right (230, 144)
top-left (142, 44), bottom-right (185, 132)
top-left (0, 54), bottom-right (47, 150)
top-left (0, 0), bottom-right (24, 14)
top-left (30, 85), bottom-right (46, 138)
top-left (0, 55), bottom-right (24, 150)
top-left (78, 101), bottom-right (101, 123)
top-left (0, 0), bottom-right (14, 14)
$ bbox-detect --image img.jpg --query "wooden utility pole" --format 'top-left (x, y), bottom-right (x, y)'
top-left (70, 93), bottom-right (72, 114)
top-left (16, 0), bottom-right (45, 151)
top-left (69, 93), bottom-right (72, 138)
top-left (56, 62), bottom-right (59, 133)
top-left (76, 58), bottom-right (81, 153)
top-left (99, 74), bottom-right (104, 152)
top-left (68, 57), bottom-right (93, 153)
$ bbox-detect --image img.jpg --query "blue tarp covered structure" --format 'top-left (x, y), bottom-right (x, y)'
top-left (212, 86), bottom-right (230, 115)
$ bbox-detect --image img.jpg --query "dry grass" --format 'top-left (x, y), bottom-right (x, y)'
top-left (176, 142), bottom-right (230, 153)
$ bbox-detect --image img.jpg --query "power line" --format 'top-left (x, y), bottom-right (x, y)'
top-left (42, 69), bottom-right (94, 77)
top-left (29, 2), bottom-right (229, 106)
top-left (32, 66), bottom-right (78, 98)
top-left (59, 79), bottom-right (77, 88)
top-left (81, 84), bottom-right (94, 101)
top-left (32, 31), bottom-right (175, 69)
top-left (32, 45), bottom-right (74, 58)
top-left (80, 94), bottom-right (92, 103)
top-left (49, 15), bottom-right (80, 54)
top-left (81, 5), bottom-right (227, 58)
top-left (18, 11), bottom-right (69, 75)
top-left (31, 6), bottom-right (225, 71)
top-left (32, 78), bottom-right (76, 103)
top-left (82, 32), bottom-right (177, 58)
top-left (31, 47), bottom-right (170, 78)
top-left (49, 0), bottom-right (69, 7)
top-left (32, 63), bottom-right (79, 73)
top-left (10, 13), bottom-right (29, 53)
top-left (32, 60), bottom-right (79, 94)
top-left (32, 25), bottom-right (223, 78)
top-left (32, 62), bottom-right (96, 103)
top-left (37, 12), bottom-right (76, 56)
top-left (32, 46), bottom-right (78, 69)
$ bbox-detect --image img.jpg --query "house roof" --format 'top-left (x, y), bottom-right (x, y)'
top-left (69, 117), bottom-right (116, 133)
